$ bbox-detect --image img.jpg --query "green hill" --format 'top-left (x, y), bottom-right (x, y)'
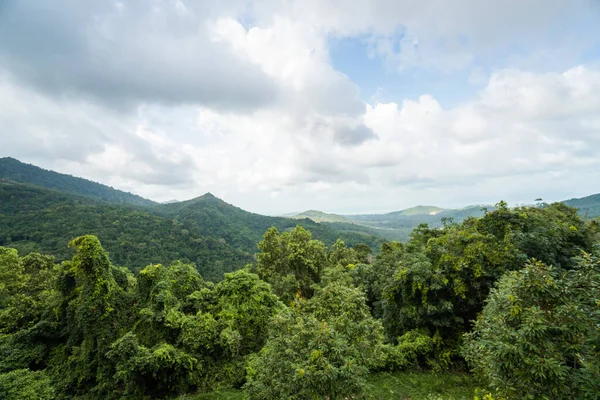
top-left (344, 204), bottom-right (489, 239)
top-left (564, 193), bottom-right (600, 218)
top-left (0, 176), bottom-right (386, 281)
top-left (389, 205), bottom-right (446, 216)
top-left (153, 193), bottom-right (385, 254)
top-left (282, 205), bottom-right (489, 243)
top-left (0, 157), bottom-right (155, 206)
top-left (288, 210), bottom-right (353, 223)
top-left (0, 182), bottom-right (249, 281)
top-left (3, 157), bottom-right (597, 282)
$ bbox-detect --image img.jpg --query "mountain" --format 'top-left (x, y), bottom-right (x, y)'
top-left (343, 204), bottom-right (488, 238)
top-left (153, 193), bottom-right (385, 254)
top-left (278, 205), bottom-right (489, 243)
top-left (564, 193), bottom-right (600, 218)
top-left (0, 161), bottom-right (386, 280)
top-left (0, 157), bottom-right (155, 206)
top-left (288, 210), bottom-right (353, 223)
top-left (2, 157), bottom-right (598, 281)
top-left (388, 205), bottom-right (446, 216)
top-left (0, 181), bottom-right (250, 281)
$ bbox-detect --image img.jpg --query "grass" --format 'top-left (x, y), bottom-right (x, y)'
top-left (365, 371), bottom-right (474, 399)
top-left (178, 371), bottom-right (474, 399)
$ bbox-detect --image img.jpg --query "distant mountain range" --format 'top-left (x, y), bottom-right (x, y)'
top-left (1, 156), bottom-right (598, 280)
top-left (288, 210), bottom-right (354, 223)
top-left (286, 197), bottom-right (600, 241)
top-left (285, 205), bottom-right (490, 241)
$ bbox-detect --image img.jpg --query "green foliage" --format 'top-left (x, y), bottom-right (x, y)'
top-left (0, 369), bottom-right (55, 400)
top-left (1, 192), bottom-right (598, 400)
top-left (0, 182), bottom-right (385, 281)
top-left (379, 329), bottom-right (437, 372)
top-left (381, 202), bottom-right (598, 370)
top-left (369, 241), bottom-right (404, 317)
top-left (0, 156), bottom-right (154, 206)
top-left (0, 248), bottom-right (60, 374)
top-left (463, 256), bottom-right (600, 400)
top-left (256, 226), bottom-right (327, 302)
top-left (51, 235), bottom-right (134, 397)
top-left (110, 262), bottom-right (282, 398)
top-left (107, 333), bottom-right (200, 398)
top-left (244, 269), bottom-right (384, 399)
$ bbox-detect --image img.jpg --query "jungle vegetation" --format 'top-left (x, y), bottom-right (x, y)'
top-left (1, 199), bottom-right (599, 399)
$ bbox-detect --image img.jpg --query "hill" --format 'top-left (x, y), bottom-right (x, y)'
top-left (0, 180), bottom-right (386, 281)
top-left (344, 204), bottom-right (488, 238)
top-left (288, 210), bottom-right (353, 223)
top-left (0, 157), bottom-right (155, 206)
top-left (389, 205), bottom-right (446, 216)
top-left (283, 205), bottom-right (493, 243)
top-left (564, 193), bottom-right (600, 218)
top-left (2, 157), bottom-right (597, 281)
top-left (0, 182), bottom-right (249, 281)
top-left (153, 193), bottom-right (385, 253)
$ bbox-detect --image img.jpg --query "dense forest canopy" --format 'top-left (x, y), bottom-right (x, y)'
top-left (1, 196), bottom-right (598, 399)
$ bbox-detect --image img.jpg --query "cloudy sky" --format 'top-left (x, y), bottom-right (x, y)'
top-left (1, 0), bottom-right (600, 214)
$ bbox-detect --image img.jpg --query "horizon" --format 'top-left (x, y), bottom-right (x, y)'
top-left (1, 156), bottom-right (591, 216)
top-left (1, 1), bottom-right (600, 215)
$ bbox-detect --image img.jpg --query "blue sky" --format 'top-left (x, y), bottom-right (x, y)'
top-left (1, 0), bottom-right (600, 214)
top-left (330, 36), bottom-right (481, 107)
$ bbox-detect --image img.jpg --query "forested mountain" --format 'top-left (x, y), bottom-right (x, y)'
top-left (564, 193), bottom-right (600, 218)
top-left (288, 209), bottom-right (353, 223)
top-left (288, 205), bottom-right (489, 241)
top-left (293, 195), bottom-right (600, 243)
top-left (0, 181), bottom-right (385, 281)
top-left (0, 157), bottom-right (155, 206)
top-left (0, 182), bottom-right (249, 281)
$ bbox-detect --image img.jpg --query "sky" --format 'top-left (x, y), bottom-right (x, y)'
top-left (1, 0), bottom-right (600, 215)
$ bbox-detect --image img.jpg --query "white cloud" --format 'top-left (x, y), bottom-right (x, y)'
top-left (0, 0), bottom-right (599, 214)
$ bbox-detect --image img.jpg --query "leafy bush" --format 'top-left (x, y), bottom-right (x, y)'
top-left (0, 369), bottom-right (55, 400)
top-left (244, 269), bottom-right (384, 399)
top-left (381, 203), bottom-right (598, 370)
top-left (463, 256), bottom-right (600, 399)
top-left (256, 226), bottom-right (327, 302)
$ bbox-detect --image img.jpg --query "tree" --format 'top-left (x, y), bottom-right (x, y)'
top-left (380, 203), bottom-right (598, 369)
top-left (0, 248), bottom-right (60, 381)
top-left (463, 256), bottom-right (600, 399)
top-left (244, 268), bottom-right (384, 399)
top-left (382, 220), bottom-right (520, 368)
top-left (256, 226), bottom-right (327, 302)
top-left (52, 235), bottom-right (134, 397)
top-left (109, 266), bottom-right (283, 397)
